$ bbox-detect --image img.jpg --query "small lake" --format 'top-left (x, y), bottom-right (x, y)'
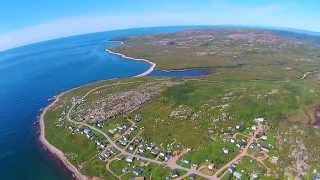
top-left (0, 26), bottom-right (196, 180)
top-left (149, 68), bottom-right (210, 77)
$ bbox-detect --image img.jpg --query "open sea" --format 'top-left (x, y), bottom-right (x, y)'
top-left (0, 27), bottom-right (200, 180)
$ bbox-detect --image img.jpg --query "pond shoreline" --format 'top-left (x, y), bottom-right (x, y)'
top-left (37, 39), bottom-right (213, 180)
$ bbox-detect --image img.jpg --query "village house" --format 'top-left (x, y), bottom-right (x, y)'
top-left (170, 170), bottom-right (179, 178)
top-left (208, 164), bottom-right (214, 170)
top-left (233, 171), bottom-right (242, 179)
top-left (132, 168), bottom-right (143, 176)
top-left (108, 128), bottom-right (118, 135)
top-left (83, 128), bottom-right (93, 138)
top-left (228, 164), bottom-right (237, 173)
top-left (182, 159), bottom-right (190, 165)
top-left (151, 148), bottom-right (160, 156)
top-left (128, 146), bottom-right (134, 152)
top-left (251, 173), bottom-right (259, 179)
top-left (134, 114), bottom-right (143, 122)
top-left (126, 156), bottom-right (135, 163)
top-left (223, 148), bottom-right (229, 154)
top-left (118, 137), bottom-right (129, 146)
top-left (96, 122), bottom-right (104, 128)
top-left (254, 117), bottom-right (265, 123)
top-left (271, 156), bottom-right (279, 164)
top-left (313, 174), bottom-right (320, 180)
top-left (251, 125), bottom-right (257, 131)
top-left (122, 167), bottom-right (129, 174)
top-left (138, 147), bottom-right (145, 154)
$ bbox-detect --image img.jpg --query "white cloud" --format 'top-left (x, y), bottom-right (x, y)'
top-left (1, 7), bottom-right (319, 51)
top-left (0, 13), bottom-right (199, 51)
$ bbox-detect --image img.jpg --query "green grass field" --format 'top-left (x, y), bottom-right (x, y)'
top-left (43, 28), bottom-right (320, 179)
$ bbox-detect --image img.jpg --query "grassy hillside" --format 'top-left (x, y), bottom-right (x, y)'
top-left (44, 28), bottom-right (320, 179)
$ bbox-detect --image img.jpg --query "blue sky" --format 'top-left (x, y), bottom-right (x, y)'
top-left (0, 0), bottom-right (319, 51)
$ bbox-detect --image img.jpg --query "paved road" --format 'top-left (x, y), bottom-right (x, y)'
top-left (214, 124), bottom-right (263, 177)
top-left (65, 81), bottom-right (219, 180)
top-left (65, 79), bottom-right (267, 180)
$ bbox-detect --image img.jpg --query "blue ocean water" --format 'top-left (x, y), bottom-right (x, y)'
top-left (0, 27), bottom-right (194, 180)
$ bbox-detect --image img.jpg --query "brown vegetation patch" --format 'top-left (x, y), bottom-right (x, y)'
top-left (73, 81), bottom-right (180, 123)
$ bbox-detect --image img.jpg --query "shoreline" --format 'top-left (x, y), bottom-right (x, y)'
top-left (38, 40), bottom-right (211, 179)
top-left (38, 93), bottom-right (89, 180)
top-left (38, 41), bottom-right (157, 180)
top-left (105, 42), bottom-right (156, 77)
top-left (106, 41), bottom-right (214, 76)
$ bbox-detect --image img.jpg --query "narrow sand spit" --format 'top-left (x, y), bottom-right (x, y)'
top-left (105, 42), bottom-right (156, 77)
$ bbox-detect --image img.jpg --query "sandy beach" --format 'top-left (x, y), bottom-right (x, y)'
top-left (105, 43), bottom-right (156, 77)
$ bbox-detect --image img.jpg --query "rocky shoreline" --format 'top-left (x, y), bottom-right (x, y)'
top-left (37, 41), bottom-right (158, 180)
top-left (38, 93), bottom-right (89, 180)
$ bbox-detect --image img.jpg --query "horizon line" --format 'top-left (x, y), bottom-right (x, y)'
top-left (1, 24), bottom-right (319, 53)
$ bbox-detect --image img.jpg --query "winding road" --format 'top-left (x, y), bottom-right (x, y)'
top-left (63, 79), bottom-right (268, 179)
top-left (65, 81), bottom-right (219, 180)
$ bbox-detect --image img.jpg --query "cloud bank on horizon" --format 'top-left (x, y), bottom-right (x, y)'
top-left (0, 0), bottom-right (319, 51)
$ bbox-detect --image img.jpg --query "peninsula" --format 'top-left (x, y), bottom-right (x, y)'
top-left (40, 28), bottom-right (320, 180)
